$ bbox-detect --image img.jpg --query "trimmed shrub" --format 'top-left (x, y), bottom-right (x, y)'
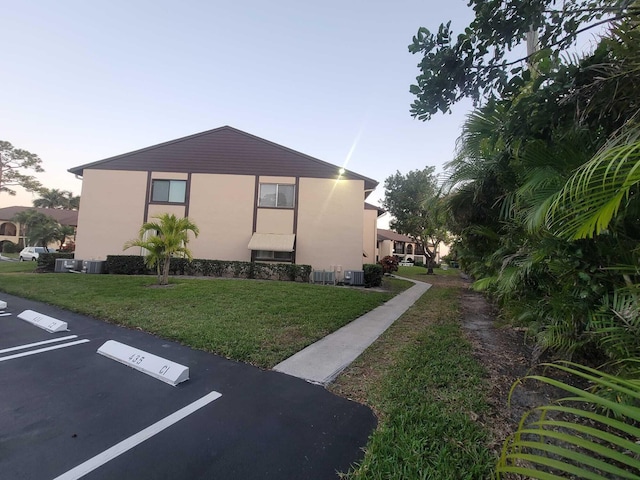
top-left (105, 255), bottom-right (150, 275)
top-left (363, 263), bottom-right (383, 288)
top-left (37, 252), bottom-right (74, 272)
top-left (2, 241), bottom-right (20, 254)
top-left (105, 255), bottom-right (311, 282)
top-left (379, 255), bottom-right (399, 274)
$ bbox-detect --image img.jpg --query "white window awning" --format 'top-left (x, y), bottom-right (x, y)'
top-left (248, 233), bottom-right (296, 252)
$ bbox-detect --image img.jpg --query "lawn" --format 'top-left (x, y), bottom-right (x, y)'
top-left (0, 260), bottom-right (37, 273)
top-left (0, 267), bottom-right (410, 368)
top-left (331, 273), bottom-right (494, 479)
top-left (396, 264), bottom-right (461, 282)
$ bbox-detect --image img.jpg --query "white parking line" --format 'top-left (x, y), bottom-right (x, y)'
top-left (53, 390), bottom-right (223, 480)
top-left (0, 313), bottom-right (12, 317)
top-left (0, 339), bottom-right (90, 362)
top-left (0, 335), bottom-right (79, 354)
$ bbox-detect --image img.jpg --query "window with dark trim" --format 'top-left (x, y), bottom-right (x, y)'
top-left (254, 250), bottom-right (293, 262)
top-left (258, 183), bottom-right (295, 208)
top-left (151, 180), bottom-right (187, 203)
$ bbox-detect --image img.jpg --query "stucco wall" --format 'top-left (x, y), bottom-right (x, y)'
top-left (296, 178), bottom-right (364, 271)
top-left (188, 173), bottom-right (254, 261)
top-left (75, 169), bottom-right (147, 260)
top-left (362, 209), bottom-right (377, 263)
top-left (379, 239), bottom-right (394, 259)
top-left (256, 209), bottom-right (294, 234)
top-left (74, 170), bottom-right (370, 270)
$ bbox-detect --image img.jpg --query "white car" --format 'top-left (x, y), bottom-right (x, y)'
top-left (19, 246), bottom-right (48, 261)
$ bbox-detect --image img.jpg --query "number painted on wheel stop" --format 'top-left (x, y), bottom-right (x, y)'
top-left (97, 340), bottom-right (189, 386)
top-left (18, 310), bottom-right (68, 333)
top-left (128, 354), bottom-right (145, 365)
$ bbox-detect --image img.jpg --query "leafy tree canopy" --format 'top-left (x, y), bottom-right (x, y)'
top-left (408, 0), bottom-right (639, 120)
top-left (0, 141), bottom-right (44, 195)
top-left (382, 167), bottom-right (449, 272)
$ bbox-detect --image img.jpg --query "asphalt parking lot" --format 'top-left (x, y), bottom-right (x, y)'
top-left (0, 292), bottom-right (376, 479)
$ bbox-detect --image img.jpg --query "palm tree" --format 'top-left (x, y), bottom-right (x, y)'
top-left (123, 214), bottom-right (199, 285)
top-left (33, 188), bottom-right (68, 209)
top-left (11, 209), bottom-right (61, 248)
top-left (33, 188), bottom-right (80, 210)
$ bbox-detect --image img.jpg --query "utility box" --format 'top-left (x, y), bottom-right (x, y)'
top-left (83, 260), bottom-right (106, 274)
top-left (54, 258), bottom-right (83, 273)
top-left (344, 270), bottom-right (365, 286)
top-left (311, 270), bottom-right (335, 285)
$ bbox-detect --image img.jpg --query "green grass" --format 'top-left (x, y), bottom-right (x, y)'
top-left (396, 264), bottom-right (461, 282)
top-left (0, 270), bottom-right (410, 368)
top-left (331, 277), bottom-right (494, 479)
top-left (0, 260), bottom-right (38, 273)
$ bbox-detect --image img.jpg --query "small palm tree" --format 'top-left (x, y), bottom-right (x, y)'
top-left (123, 214), bottom-right (199, 285)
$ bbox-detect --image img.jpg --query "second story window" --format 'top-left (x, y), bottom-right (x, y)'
top-left (151, 180), bottom-right (187, 204)
top-left (258, 183), bottom-right (295, 208)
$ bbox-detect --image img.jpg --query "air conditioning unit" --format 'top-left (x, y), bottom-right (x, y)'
top-left (344, 270), bottom-right (364, 286)
top-left (54, 258), bottom-right (83, 273)
top-left (83, 260), bottom-right (106, 274)
top-left (311, 270), bottom-right (335, 285)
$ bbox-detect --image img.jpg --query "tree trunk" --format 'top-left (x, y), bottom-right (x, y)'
top-left (421, 242), bottom-right (435, 275)
top-left (161, 256), bottom-right (171, 285)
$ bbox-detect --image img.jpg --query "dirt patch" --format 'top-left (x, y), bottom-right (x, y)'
top-left (457, 278), bottom-right (560, 450)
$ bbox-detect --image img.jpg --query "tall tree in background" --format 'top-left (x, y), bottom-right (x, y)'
top-left (123, 213), bottom-right (199, 285)
top-left (382, 167), bottom-right (449, 274)
top-left (0, 141), bottom-right (43, 195)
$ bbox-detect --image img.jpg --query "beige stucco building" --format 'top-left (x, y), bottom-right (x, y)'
top-left (69, 126), bottom-right (380, 272)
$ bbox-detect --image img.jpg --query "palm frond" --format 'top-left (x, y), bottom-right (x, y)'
top-left (497, 361), bottom-right (640, 479)
top-left (547, 128), bottom-right (640, 239)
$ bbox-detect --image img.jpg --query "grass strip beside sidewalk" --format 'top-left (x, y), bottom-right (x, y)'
top-left (331, 276), bottom-right (494, 479)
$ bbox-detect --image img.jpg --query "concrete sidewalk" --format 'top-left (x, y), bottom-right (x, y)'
top-left (273, 278), bottom-right (431, 385)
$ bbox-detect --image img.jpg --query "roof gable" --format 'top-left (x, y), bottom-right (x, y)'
top-left (69, 126), bottom-right (378, 191)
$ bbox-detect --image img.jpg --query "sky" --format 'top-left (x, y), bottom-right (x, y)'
top-left (1, 1), bottom-right (478, 212)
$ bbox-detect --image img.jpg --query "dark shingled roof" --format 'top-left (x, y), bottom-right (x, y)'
top-left (0, 206), bottom-right (78, 226)
top-left (69, 126), bottom-right (378, 191)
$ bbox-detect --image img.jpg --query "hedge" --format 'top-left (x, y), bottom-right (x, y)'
top-left (105, 255), bottom-right (312, 283)
top-left (1, 241), bottom-right (20, 254)
top-left (363, 263), bottom-right (383, 288)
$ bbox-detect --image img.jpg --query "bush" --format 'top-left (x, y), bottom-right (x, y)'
top-left (1, 241), bottom-right (20, 254)
top-left (414, 260), bottom-right (425, 267)
top-left (364, 263), bottom-right (383, 288)
top-left (106, 255), bottom-right (150, 275)
top-left (105, 255), bottom-right (311, 282)
top-left (37, 252), bottom-right (75, 272)
top-left (378, 255), bottom-right (399, 274)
